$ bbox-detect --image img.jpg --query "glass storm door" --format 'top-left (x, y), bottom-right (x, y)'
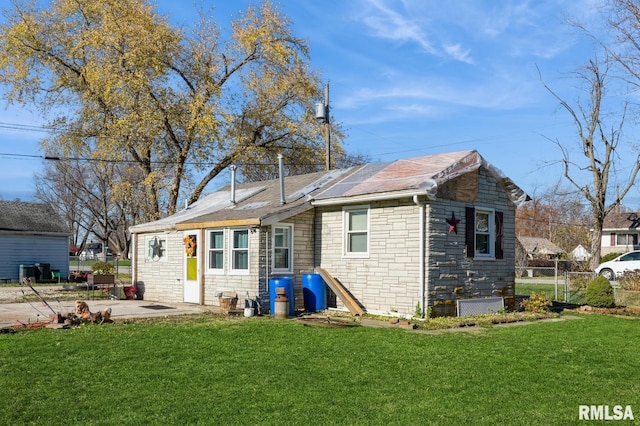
top-left (183, 231), bottom-right (200, 303)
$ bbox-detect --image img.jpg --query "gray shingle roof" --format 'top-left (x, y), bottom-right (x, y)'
top-left (603, 211), bottom-right (640, 230)
top-left (517, 236), bottom-right (564, 255)
top-left (0, 201), bottom-right (69, 234)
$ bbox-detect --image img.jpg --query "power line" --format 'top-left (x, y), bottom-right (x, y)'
top-left (0, 151), bottom-right (326, 167)
top-left (0, 121), bottom-right (55, 133)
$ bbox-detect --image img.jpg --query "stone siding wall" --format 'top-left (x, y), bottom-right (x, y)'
top-left (315, 168), bottom-right (517, 317)
top-left (315, 200), bottom-right (422, 315)
top-left (134, 230), bottom-right (184, 304)
top-left (427, 168), bottom-right (516, 316)
top-left (134, 210), bottom-right (317, 313)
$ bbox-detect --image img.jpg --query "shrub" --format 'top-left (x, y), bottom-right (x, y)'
top-left (617, 270), bottom-right (640, 291)
top-left (520, 292), bottom-right (552, 313)
top-left (600, 252), bottom-right (623, 263)
top-left (585, 276), bottom-right (615, 308)
top-left (91, 261), bottom-right (114, 275)
top-left (569, 274), bottom-right (590, 291)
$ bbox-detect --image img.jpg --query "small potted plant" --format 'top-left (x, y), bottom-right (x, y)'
top-left (88, 261), bottom-right (115, 286)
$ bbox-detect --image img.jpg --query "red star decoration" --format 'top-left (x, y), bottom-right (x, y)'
top-left (446, 212), bottom-right (460, 234)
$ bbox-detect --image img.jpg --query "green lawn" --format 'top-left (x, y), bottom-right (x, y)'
top-left (1, 314), bottom-right (639, 425)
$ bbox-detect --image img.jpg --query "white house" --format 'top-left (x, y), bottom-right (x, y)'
top-left (129, 150), bottom-right (529, 317)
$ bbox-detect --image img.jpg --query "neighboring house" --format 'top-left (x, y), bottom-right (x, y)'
top-left (0, 200), bottom-right (70, 282)
top-left (517, 236), bottom-right (565, 259)
top-left (571, 244), bottom-right (591, 262)
top-left (600, 211), bottom-right (640, 256)
top-left (129, 150), bottom-right (529, 317)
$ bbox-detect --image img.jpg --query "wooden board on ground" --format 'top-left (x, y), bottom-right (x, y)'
top-left (314, 267), bottom-right (365, 316)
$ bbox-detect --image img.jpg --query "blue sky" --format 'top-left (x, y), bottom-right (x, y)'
top-left (2, 0), bottom-right (638, 207)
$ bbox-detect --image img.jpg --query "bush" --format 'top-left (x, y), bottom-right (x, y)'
top-left (91, 261), bottom-right (114, 275)
top-left (585, 276), bottom-right (615, 308)
top-left (600, 252), bottom-right (623, 263)
top-left (617, 270), bottom-right (640, 291)
top-left (520, 292), bottom-right (552, 313)
top-left (569, 274), bottom-right (590, 291)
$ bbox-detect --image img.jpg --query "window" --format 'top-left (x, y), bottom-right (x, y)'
top-left (207, 230), bottom-right (224, 272)
top-left (146, 236), bottom-right (167, 262)
top-left (231, 229), bottom-right (249, 272)
top-left (474, 210), bottom-right (493, 256)
top-left (273, 225), bottom-right (293, 272)
top-left (344, 206), bottom-right (369, 256)
top-left (465, 207), bottom-right (504, 259)
top-left (619, 251), bottom-right (640, 262)
top-left (616, 234), bottom-right (638, 246)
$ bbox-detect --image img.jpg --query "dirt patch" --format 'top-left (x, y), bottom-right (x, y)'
top-left (0, 285), bottom-right (110, 304)
top-left (573, 305), bottom-right (640, 317)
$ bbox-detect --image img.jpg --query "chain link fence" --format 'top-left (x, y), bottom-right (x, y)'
top-left (516, 267), bottom-right (591, 304)
top-left (517, 268), bottom-right (640, 306)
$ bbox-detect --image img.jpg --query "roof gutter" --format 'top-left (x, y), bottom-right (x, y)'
top-left (311, 188), bottom-right (435, 207)
top-left (176, 218), bottom-right (260, 230)
top-left (0, 230), bottom-right (71, 237)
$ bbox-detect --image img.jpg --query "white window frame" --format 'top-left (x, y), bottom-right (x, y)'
top-left (145, 235), bottom-right (167, 262)
top-left (474, 207), bottom-right (495, 259)
top-left (272, 224), bottom-right (294, 273)
top-left (230, 228), bottom-right (250, 275)
top-left (206, 229), bottom-right (225, 274)
top-left (343, 205), bottom-right (370, 258)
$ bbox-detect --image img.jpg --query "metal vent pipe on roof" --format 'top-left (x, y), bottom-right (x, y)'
top-left (230, 164), bottom-right (237, 204)
top-left (278, 154), bottom-right (286, 205)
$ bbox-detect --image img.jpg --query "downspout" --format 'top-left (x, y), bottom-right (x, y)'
top-left (413, 195), bottom-right (426, 318)
top-left (131, 233), bottom-right (137, 287)
top-left (199, 228), bottom-right (205, 305)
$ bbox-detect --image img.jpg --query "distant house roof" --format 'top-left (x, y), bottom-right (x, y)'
top-left (130, 150), bottom-right (530, 233)
top-left (603, 211), bottom-right (640, 230)
top-left (571, 244), bottom-right (591, 261)
top-left (0, 200), bottom-right (69, 235)
top-left (517, 236), bottom-right (564, 256)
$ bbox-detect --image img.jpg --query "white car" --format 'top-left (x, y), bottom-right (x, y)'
top-left (595, 251), bottom-right (640, 280)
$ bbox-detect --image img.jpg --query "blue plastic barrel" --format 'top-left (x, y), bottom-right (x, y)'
top-left (269, 276), bottom-right (295, 317)
top-left (302, 273), bottom-right (327, 312)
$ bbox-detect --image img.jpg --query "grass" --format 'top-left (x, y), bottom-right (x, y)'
top-left (516, 282), bottom-right (585, 304)
top-left (2, 313), bottom-right (640, 425)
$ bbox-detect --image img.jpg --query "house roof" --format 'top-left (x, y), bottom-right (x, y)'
top-left (517, 236), bottom-right (564, 255)
top-left (313, 150), bottom-right (529, 206)
top-left (571, 244), bottom-right (591, 259)
top-left (130, 168), bottom-right (356, 233)
top-left (603, 211), bottom-right (640, 230)
top-left (130, 150), bottom-right (529, 233)
top-left (0, 200), bottom-right (69, 235)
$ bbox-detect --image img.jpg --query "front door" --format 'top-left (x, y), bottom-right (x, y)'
top-left (183, 231), bottom-right (200, 303)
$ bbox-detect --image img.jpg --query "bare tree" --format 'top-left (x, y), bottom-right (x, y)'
top-left (516, 183), bottom-right (592, 253)
top-left (540, 59), bottom-right (640, 269)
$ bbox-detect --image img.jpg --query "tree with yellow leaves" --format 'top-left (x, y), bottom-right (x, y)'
top-left (0, 0), bottom-right (345, 222)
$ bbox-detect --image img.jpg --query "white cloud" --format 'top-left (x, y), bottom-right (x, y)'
top-left (358, 0), bottom-right (469, 62)
top-left (443, 44), bottom-right (473, 64)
